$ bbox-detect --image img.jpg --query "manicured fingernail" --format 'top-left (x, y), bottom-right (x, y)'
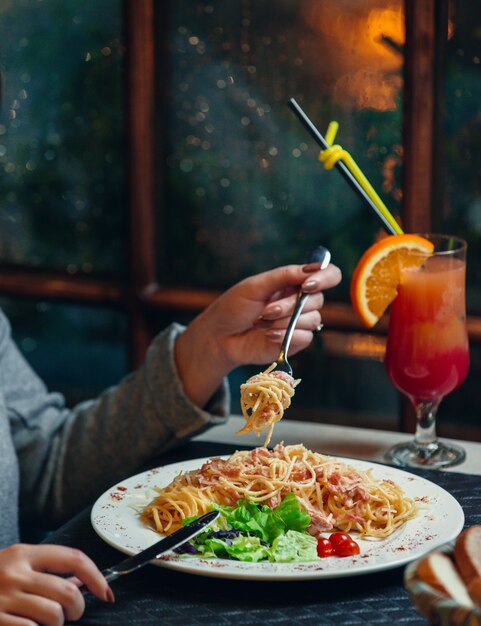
top-left (302, 280), bottom-right (318, 293)
top-left (302, 262), bottom-right (322, 273)
top-left (106, 587), bottom-right (115, 603)
top-left (265, 329), bottom-right (282, 340)
top-left (262, 304), bottom-right (282, 319)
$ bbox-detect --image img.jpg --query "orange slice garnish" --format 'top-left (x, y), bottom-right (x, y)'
top-left (350, 234), bottom-right (435, 327)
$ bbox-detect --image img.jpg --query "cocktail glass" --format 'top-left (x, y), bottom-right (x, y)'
top-left (384, 234), bottom-right (469, 468)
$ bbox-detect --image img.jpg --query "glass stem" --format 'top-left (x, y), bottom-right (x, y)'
top-left (413, 399), bottom-right (440, 457)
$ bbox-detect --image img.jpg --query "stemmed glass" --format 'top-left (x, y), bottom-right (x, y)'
top-left (384, 234), bottom-right (470, 469)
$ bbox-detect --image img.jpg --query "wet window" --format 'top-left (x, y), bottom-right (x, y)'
top-left (443, 1), bottom-right (481, 315)
top-left (0, 0), bottom-right (125, 277)
top-left (158, 0), bottom-right (404, 297)
top-left (0, 297), bottom-right (128, 404)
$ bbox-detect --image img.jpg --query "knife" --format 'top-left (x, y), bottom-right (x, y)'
top-left (82, 510), bottom-right (218, 591)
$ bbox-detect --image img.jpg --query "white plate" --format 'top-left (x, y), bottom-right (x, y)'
top-left (91, 455), bottom-right (464, 581)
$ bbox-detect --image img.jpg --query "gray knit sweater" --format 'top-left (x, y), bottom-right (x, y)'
top-left (0, 310), bottom-right (229, 548)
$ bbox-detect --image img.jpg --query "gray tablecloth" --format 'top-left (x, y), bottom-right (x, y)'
top-left (45, 441), bottom-right (481, 626)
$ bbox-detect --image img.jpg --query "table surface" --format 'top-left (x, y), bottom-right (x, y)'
top-left (48, 418), bottom-right (481, 625)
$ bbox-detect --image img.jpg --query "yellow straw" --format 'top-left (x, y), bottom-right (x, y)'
top-left (319, 122), bottom-right (403, 235)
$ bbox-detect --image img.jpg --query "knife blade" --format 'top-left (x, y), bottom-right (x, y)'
top-left (83, 510), bottom-right (218, 590)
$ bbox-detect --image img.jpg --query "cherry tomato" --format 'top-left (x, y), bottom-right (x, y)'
top-left (329, 532), bottom-right (360, 557)
top-left (317, 537), bottom-right (335, 558)
top-left (329, 532), bottom-right (351, 549)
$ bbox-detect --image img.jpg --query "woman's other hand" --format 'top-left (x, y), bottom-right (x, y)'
top-left (0, 544), bottom-right (114, 626)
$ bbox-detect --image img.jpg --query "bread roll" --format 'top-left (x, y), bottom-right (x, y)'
top-left (455, 526), bottom-right (481, 586)
top-left (417, 551), bottom-right (474, 607)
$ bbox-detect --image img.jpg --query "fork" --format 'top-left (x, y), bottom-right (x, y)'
top-left (273, 246), bottom-right (331, 377)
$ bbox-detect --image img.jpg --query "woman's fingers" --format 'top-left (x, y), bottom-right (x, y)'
top-left (257, 309), bottom-right (322, 332)
top-left (260, 291), bottom-right (325, 321)
top-left (258, 264), bottom-right (341, 321)
top-left (1, 590), bottom-right (70, 626)
top-left (27, 545), bottom-right (112, 603)
top-left (264, 328), bottom-right (317, 353)
top-left (0, 611), bottom-right (39, 626)
top-left (0, 544), bottom-right (113, 626)
top-left (234, 263), bottom-right (341, 311)
top-left (23, 573), bottom-right (87, 622)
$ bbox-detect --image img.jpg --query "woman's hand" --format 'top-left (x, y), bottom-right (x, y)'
top-left (175, 261), bottom-right (341, 407)
top-left (0, 544), bottom-right (114, 626)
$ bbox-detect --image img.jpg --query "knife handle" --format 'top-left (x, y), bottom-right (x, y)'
top-left (101, 567), bottom-right (122, 583)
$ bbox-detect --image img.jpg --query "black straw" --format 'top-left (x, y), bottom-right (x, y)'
top-left (288, 98), bottom-right (398, 236)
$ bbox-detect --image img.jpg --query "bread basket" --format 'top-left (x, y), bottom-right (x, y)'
top-left (404, 544), bottom-right (481, 625)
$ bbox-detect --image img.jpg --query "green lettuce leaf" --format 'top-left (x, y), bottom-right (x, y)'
top-left (269, 530), bottom-right (319, 563)
top-left (197, 535), bottom-right (270, 562)
top-left (212, 493), bottom-right (310, 544)
top-left (181, 493), bottom-right (316, 563)
top-left (274, 492), bottom-right (311, 533)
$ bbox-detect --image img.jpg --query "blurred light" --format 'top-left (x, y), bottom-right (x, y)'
top-left (21, 338), bottom-right (37, 352)
top-left (323, 331), bottom-right (386, 360)
top-left (302, 1), bottom-right (404, 111)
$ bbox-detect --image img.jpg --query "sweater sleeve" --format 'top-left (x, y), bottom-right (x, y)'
top-left (4, 316), bottom-right (230, 527)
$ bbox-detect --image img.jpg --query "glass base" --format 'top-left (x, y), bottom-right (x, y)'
top-left (385, 440), bottom-right (466, 469)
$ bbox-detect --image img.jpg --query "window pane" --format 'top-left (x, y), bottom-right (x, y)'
top-left (158, 0), bottom-right (404, 295)
top-left (0, 298), bottom-right (128, 405)
top-left (0, 0), bottom-right (126, 277)
top-left (443, 1), bottom-right (481, 315)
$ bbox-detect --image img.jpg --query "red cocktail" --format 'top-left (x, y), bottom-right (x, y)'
top-left (385, 235), bottom-right (469, 468)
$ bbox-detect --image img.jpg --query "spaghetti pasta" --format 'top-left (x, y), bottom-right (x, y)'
top-left (141, 443), bottom-right (416, 538)
top-left (237, 363), bottom-right (299, 446)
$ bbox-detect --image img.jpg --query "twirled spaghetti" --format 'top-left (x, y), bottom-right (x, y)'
top-left (141, 443), bottom-right (416, 538)
top-left (237, 363), bottom-right (299, 446)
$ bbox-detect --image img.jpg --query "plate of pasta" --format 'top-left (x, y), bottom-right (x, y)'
top-left (91, 444), bottom-right (464, 581)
